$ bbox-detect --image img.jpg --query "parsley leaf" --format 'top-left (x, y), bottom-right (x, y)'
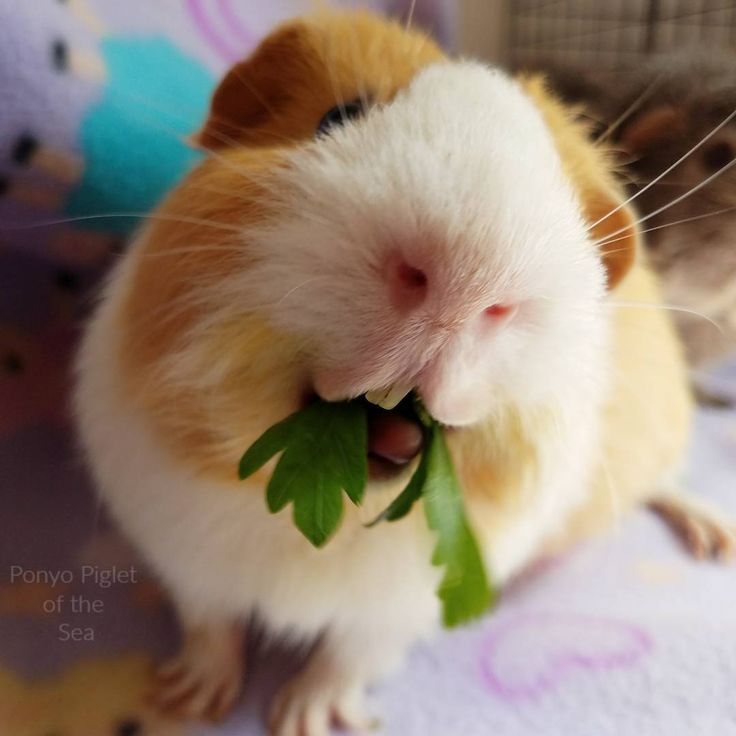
top-left (421, 421), bottom-right (496, 627)
top-left (368, 403), bottom-right (496, 626)
top-left (238, 400), bottom-right (367, 547)
top-left (365, 433), bottom-right (428, 527)
top-left (238, 395), bottom-right (497, 626)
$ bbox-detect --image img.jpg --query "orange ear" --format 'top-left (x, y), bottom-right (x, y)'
top-left (620, 104), bottom-right (686, 154)
top-left (193, 24), bottom-right (313, 150)
top-left (584, 194), bottom-right (638, 291)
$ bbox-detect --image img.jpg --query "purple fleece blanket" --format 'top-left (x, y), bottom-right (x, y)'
top-left (1, 1), bottom-right (735, 734)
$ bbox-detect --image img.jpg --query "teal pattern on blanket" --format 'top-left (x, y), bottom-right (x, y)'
top-left (64, 37), bottom-right (214, 234)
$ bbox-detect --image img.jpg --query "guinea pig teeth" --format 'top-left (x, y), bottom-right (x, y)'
top-left (365, 384), bottom-right (412, 410)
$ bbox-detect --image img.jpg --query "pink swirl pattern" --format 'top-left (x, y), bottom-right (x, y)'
top-left (186, 0), bottom-right (256, 63)
top-left (479, 612), bottom-right (654, 701)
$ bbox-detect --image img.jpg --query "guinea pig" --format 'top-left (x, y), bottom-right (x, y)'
top-left (73, 12), bottom-right (735, 736)
top-left (534, 52), bottom-right (736, 373)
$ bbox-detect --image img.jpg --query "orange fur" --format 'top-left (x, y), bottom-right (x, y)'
top-left (520, 76), bottom-right (638, 290)
top-left (195, 12), bottom-right (445, 150)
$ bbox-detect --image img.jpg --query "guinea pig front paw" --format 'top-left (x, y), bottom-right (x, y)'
top-left (268, 670), bottom-right (377, 736)
top-left (154, 622), bottom-right (245, 722)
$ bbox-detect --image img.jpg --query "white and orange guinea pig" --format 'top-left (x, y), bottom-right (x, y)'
top-left (73, 10), bottom-right (735, 736)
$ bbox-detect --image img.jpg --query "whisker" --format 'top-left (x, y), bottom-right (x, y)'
top-left (588, 104), bottom-right (736, 231)
top-left (273, 277), bottom-right (329, 307)
top-left (324, 17), bottom-right (348, 119)
top-left (348, 0), bottom-right (370, 110)
top-left (603, 300), bottom-right (724, 333)
top-left (138, 245), bottom-right (241, 259)
top-left (86, 86), bottom-right (293, 194)
top-left (594, 204), bottom-right (736, 249)
top-left (596, 73), bottom-right (663, 145)
top-left (538, 294), bottom-right (724, 332)
top-left (0, 212), bottom-right (243, 233)
top-left (405, 0), bottom-right (418, 30)
top-left (592, 154), bottom-right (736, 245)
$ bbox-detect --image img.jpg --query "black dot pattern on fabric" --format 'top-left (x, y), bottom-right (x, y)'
top-left (12, 134), bottom-right (39, 165)
top-left (3, 353), bottom-right (24, 374)
top-left (52, 40), bottom-right (68, 70)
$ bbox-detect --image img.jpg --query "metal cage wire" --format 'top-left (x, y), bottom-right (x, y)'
top-left (510, 0), bottom-right (736, 68)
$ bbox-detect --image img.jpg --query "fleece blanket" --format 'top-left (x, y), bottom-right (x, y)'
top-left (1, 0), bottom-right (735, 734)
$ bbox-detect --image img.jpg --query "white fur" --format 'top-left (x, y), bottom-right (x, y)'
top-left (74, 62), bottom-right (611, 719)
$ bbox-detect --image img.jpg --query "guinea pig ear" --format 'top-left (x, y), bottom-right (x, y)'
top-left (583, 193), bottom-right (638, 291)
top-left (192, 23), bottom-right (311, 150)
top-left (619, 104), bottom-right (687, 154)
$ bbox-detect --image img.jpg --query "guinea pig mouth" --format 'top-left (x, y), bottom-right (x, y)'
top-left (367, 405), bottom-right (423, 481)
top-left (303, 388), bottom-right (424, 481)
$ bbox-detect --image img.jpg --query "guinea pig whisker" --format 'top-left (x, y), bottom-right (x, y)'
top-left (596, 73), bottom-right (664, 146)
top-left (591, 152), bottom-right (736, 246)
top-left (603, 301), bottom-right (724, 333)
top-left (594, 204), bottom-right (736, 250)
top-left (588, 103), bottom-right (736, 233)
top-left (107, 91), bottom-right (296, 189)
top-left (139, 246), bottom-right (241, 260)
top-left (0, 212), bottom-right (243, 233)
top-left (324, 23), bottom-right (349, 121)
top-left (106, 78), bottom-right (301, 148)
top-left (345, 9), bottom-right (371, 111)
top-left (405, 0), bottom-right (418, 30)
top-left (272, 277), bottom-right (330, 308)
top-left (538, 295), bottom-right (723, 333)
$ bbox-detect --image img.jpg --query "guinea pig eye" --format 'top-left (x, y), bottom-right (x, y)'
top-left (317, 100), bottom-right (364, 136)
top-left (115, 718), bottom-right (143, 736)
top-left (702, 140), bottom-right (734, 172)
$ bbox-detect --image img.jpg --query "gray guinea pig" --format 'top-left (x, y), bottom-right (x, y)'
top-left (534, 51), bottom-right (736, 374)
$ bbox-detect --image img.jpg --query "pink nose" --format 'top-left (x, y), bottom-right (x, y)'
top-left (387, 257), bottom-right (428, 311)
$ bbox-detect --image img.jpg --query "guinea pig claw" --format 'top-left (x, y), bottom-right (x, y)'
top-left (153, 622), bottom-right (245, 722)
top-left (365, 384), bottom-right (412, 410)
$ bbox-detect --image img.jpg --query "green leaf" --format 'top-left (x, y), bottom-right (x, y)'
top-left (366, 439), bottom-right (428, 527)
top-left (422, 422), bottom-right (496, 628)
top-left (238, 399), bottom-right (368, 547)
top-left (366, 401), bottom-right (497, 626)
top-left (422, 422), bottom-right (497, 627)
top-left (238, 416), bottom-right (295, 480)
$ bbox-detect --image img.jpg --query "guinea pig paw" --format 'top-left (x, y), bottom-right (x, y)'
top-left (154, 622), bottom-right (245, 722)
top-left (268, 674), bottom-right (377, 736)
top-left (649, 492), bottom-right (736, 562)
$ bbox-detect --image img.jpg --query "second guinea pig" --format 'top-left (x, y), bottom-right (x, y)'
top-left (74, 12), bottom-right (735, 736)
top-left (535, 51), bottom-right (736, 374)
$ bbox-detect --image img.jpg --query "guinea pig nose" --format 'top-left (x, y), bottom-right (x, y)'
top-left (387, 257), bottom-right (428, 311)
top-left (485, 303), bottom-right (516, 320)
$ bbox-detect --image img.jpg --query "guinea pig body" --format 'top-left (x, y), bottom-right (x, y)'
top-left (74, 12), bottom-right (713, 735)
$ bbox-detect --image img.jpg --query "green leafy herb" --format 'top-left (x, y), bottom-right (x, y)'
top-left (238, 395), bottom-right (497, 626)
top-left (420, 421), bottom-right (497, 627)
top-left (238, 400), bottom-right (367, 547)
top-left (368, 403), bottom-right (496, 626)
